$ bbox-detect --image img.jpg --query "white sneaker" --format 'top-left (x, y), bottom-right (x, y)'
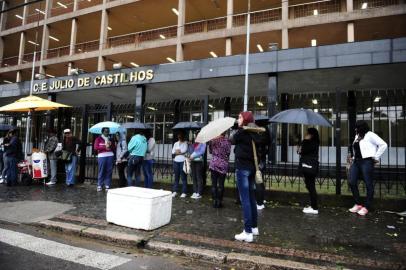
top-left (349, 204), bottom-right (363, 213)
top-left (234, 231), bottom-right (253, 243)
top-left (97, 186), bottom-right (102, 192)
top-left (252, 227), bottom-right (259, 236)
top-left (105, 186), bottom-right (110, 191)
top-left (190, 193), bottom-right (197, 198)
top-left (193, 194), bottom-right (202, 199)
top-left (0, 179), bottom-right (4, 184)
top-left (172, 192), bottom-right (177, 198)
top-left (357, 207), bottom-right (369, 216)
top-left (302, 207), bottom-right (319, 214)
top-left (180, 193), bottom-right (187, 198)
top-left (257, 204), bottom-right (265, 210)
top-left (46, 181), bottom-right (56, 186)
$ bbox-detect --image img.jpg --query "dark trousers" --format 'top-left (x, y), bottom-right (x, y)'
top-left (127, 156), bottom-right (143, 186)
top-left (303, 173), bottom-right (318, 210)
top-left (191, 161), bottom-right (203, 195)
top-left (173, 161), bottom-right (187, 194)
top-left (117, 161), bottom-right (127, 187)
top-left (6, 156), bottom-right (17, 186)
top-left (236, 169), bottom-right (258, 233)
top-left (349, 158), bottom-right (374, 210)
top-left (142, 159), bottom-right (154, 188)
top-left (255, 182), bottom-right (265, 206)
top-left (211, 170), bottom-right (226, 204)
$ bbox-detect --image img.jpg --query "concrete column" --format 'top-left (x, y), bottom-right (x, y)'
top-left (67, 62), bottom-right (74, 75)
top-left (176, 0), bottom-right (185, 61)
top-left (98, 9), bottom-right (108, 70)
top-left (22, 0), bottom-right (29, 25)
top-left (226, 0), bottom-right (233, 28)
top-left (69, 18), bottom-right (78, 56)
top-left (73, 0), bottom-right (79, 11)
top-left (346, 0), bottom-right (353, 12)
top-left (45, 0), bottom-right (53, 19)
top-left (18, 32), bottom-right (26, 65)
top-left (0, 1), bottom-right (8, 31)
top-left (134, 85), bottom-right (146, 122)
top-left (40, 24), bottom-right (50, 73)
top-left (226, 38), bottom-right (232, 56)
top-left (347, 22), bottom-right (354, 42)
top-left (282, 0), bottom-right (289, 49)
top-left (16, 71), bottom-right (23, 82)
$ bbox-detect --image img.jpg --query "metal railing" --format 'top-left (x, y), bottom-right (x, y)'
top-left (22, 51), bottom-right (41, 63)
top-left (25, 13), bottom-right (45, 24)
top-left (289, 0), bottom-right (342, 19)
top-left (74, 40), bottom-right (100, 53)
top-left (50, 1), bottom-right (74, 17)
top-left (1, 56), bottom-right (19, 67)
top-left (232, 7), bottom-right (282, 27)
top-left (78, 0), bottom-right (103, 10)
top-left (354, 0), bottom-right (401, 10)
top-left (46, 45), bottom-right (71, 59)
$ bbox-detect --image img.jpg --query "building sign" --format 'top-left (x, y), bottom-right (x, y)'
top-left (33, 69), bottom-right (154, 93)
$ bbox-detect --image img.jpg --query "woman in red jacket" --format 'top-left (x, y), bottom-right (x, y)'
top-left (94, 127), bottom-right (115, 192)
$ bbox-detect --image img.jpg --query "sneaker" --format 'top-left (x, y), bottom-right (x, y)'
top-left (180, 193), bottom-right (187, 198)
top-left (190, 193), bottom-right (197, 198)
top-left (303, 207), bottom-right (319, 214)
top-left (97, 186), bottom-right (102, 192)
top-left (105, 186), bottom-right (110, 191)
top-left (257, 204), bottom-right (265, 210)
top-left (0, 179), bottom-right (4, 184)
top-left (193, 194), bottom-right (202, 199)
top-left (252, 227), bottom-right (259, 236)
top-left (349, 204), bottom-right (363, 213)
top-left (46, 181), bottom-right (56, 186)
top-left (357, 207), bottom-right (368, 216)
top-left (234, 231), bottom-right (253, 243)
top-left (172, 192), bottom-right (177, 198)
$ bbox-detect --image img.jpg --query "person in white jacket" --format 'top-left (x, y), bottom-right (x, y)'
top-left (348, 120), bottom-right (387, 216)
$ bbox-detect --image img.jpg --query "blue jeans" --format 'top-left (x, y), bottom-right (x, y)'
top-left (6, 156), bottom-right (17, 186)
top-left (349, 158), bottom-right (375, 209)
top-left (97, 155), bottom-right (114, 188)
top-left (2, 154), bottom-right (9, 179)
top-left (173, 161), bottom-right (187, 194)
top-left (49, 159), bottom-right (58, 183)
top-left (236, 169), bottom-right (257, 233)
top-left (127, 155), bottom-right (143, 186)
top-left (64, 155), bottom-right (78, 185)
top-left (143, 159), bottom-right (154, 188)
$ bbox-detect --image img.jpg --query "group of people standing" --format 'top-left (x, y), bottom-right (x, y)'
top-left (93, 128), bottom-right (156, 192)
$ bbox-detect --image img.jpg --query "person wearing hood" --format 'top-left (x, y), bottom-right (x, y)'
top-left (115, 131), bottom-right (128, 187)
top-left (127, 131), bottom-right (147, 186)
top-left (230, 111), bottom-right (262, 243)
top-left (94, 127), bottom-right (116, 192)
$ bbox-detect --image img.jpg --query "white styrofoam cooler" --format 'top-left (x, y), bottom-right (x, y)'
top-left (106, 187), bottom-right (172, 230)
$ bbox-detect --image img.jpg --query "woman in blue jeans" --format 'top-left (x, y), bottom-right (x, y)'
top-left (348, 121), bottom-right (387, 216)
top-left (230, 111), bottom-right (262, 243)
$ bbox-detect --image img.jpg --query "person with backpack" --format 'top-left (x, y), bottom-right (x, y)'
top-left (3, 129), bottom-right (22, 186)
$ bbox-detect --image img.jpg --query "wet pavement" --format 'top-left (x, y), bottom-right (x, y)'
top-left (0, 183), bottom-right (405, 269)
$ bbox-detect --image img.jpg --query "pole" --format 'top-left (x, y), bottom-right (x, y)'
top-left (243, 0), bottom-right (250, 111)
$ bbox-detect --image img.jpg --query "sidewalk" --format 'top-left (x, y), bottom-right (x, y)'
top-left (0, 183), bottom-right (405, 270)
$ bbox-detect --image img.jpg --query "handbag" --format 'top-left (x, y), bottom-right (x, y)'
top-left (183, 158), bottom-right (191, 175)
top-left (60, 150), bottom-right (72, 162)
top-left (251, 140), bottom-right (263, 184)
top-left (299, 156), bottom-right (318, 176)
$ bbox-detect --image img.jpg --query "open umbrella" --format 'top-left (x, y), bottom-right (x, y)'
top-left (0, 124), bottom-right (16, 131)
top-left (195, 117), bottom-right (236, 143)
top-left (89, 121), bottom-right (122, 134)
top-left (269, 108), bottom-right (332, 127)
top-left (121, 122), bottom-right (153, 130)
top-left (0, 95), bottom-right (71, 157)
top-left (172, 122), bottom-right (203, 130)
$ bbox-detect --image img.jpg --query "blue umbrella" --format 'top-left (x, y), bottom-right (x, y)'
top-left (89, 121), bottom-right (122, 134)
top-left (121, 122), bottom-right (153, 129)
top-left (269, 108), bottom-right (332, 127)
top-left (172, 122), bottom-right (203, 130)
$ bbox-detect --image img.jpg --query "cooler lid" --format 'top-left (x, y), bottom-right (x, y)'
top-left (107, 187), bottom-right (172, 199)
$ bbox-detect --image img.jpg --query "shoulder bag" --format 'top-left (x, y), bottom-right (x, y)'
top-left (251, 140), bottom-right (263, 184)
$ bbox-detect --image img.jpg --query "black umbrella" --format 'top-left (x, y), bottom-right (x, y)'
top-left (0, 124), bottom-right (15, 131)
top-left (121, 122), bottom-right (153, 129)
top-left (172, 122), bottom-right (203, 130)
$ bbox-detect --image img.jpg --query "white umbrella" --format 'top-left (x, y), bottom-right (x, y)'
top-left (195, 117), bottom-right (236, 143)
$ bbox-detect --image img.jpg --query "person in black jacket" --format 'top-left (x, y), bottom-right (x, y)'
top-left (4, 129), bottom-right (21, 186)
top-left (297, 128), bottom-right (320, 215)
top-left (231, 111), bottom-right (262, 243)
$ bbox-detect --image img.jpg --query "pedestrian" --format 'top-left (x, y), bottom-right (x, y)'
top-left (189, 134), bottom-right (206, 199)
top-left (115, 131), bottom-right (128, 188)
top-left (94, 127), bottom-right (115, 192)
top-left (127, 131), bottom-right (147, 187)
top-left (62, 129), bottom-right (81, 187)
top-left (297, 128), bottom-right (320, 215)
top-left (231, 111), bottom-right (262, 243)
top-left (255, 123), bottom-right (270, 210)
top-left (0, 133), bottom-right (5, 184)
top-left (142, 130), bottom-right (155, 188)
top-left (3, 129), bottom-right (22, 186)
top-left (172, 132), bottom-right (188, 198)
top-left (1, 132), bottom-right (11, 183)
top-left (44, 129), bottom-right (59, 186)
top-left (208, 132), bottom-right (231, 208)
top-left (348, 120), bottom-right (387, 216)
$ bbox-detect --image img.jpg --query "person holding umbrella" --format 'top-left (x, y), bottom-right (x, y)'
top-left (297, 128), bottom-right (320, 214)
top-left (94, 127), bottom-right (116, 192)
top-left (231, 111), bottom-right (262, 243)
